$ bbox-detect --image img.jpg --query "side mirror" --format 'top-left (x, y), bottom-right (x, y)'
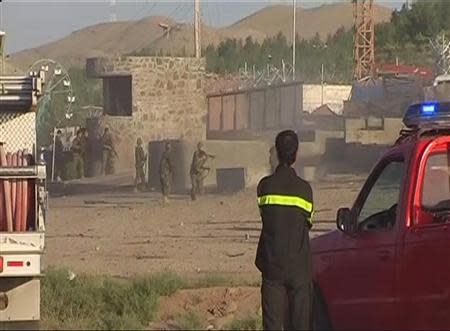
top-left (336, 208), bottom-right (356, 235)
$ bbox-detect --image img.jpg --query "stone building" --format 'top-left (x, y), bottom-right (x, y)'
top-left (86, 56), bottom-right (206, 171)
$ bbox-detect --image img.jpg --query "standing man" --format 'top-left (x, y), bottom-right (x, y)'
top-left (102, 127), bottom-right (116, 175)
top-left (54, 129), bottom-right (64, 181)
top-left (256, 130), bottom-right (314, 330)
top-left (71, 129), bottom-right (85, 179)
top-left (134, 137), bottom-right (147, 192)
top-left (81, 128), bottom-right (89, 177)
top-left (159, 142), bottom-right (173, 204)
top-left (190, 142), bottom-right (215, 201)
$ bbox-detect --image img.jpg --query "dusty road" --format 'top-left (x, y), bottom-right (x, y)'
top-left (44, 173), bottom-right (365, 280)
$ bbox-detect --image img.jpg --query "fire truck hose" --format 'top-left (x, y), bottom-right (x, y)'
top-left (0, 145), bottom-right (31, 232)
top-left (0, 143), bottom-right (13, 232)
top-left (15, 150), bottom-right (23, 232)
top-left (22, 150), bottom-right (29, 232)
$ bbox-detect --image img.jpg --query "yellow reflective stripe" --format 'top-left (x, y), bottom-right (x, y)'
top-left (257, 194), bottom-right (313, 214)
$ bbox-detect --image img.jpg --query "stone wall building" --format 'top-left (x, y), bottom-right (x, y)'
top-left (86, 56), bottom-right (206, 171)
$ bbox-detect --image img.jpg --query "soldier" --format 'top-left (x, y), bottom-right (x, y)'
top-left (134, 137), bottom-right (147, 192)
top-left (159, 142), bottom-right (173, 204)
top-left (102, 128), bottom-right (116, 175)
top-left (54, 129), bottom-right (64, 182)
top-left (71, 129), bottom-right (84, 179)
top-left (81, 128), bottom-right (89, 176)
top-left (190, 142), bottom-right (215, 201)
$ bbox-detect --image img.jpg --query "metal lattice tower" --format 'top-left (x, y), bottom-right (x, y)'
top-left (353, 0), bottom-right (375, 80)
top-left (429, 34), bottom-right (450, 75)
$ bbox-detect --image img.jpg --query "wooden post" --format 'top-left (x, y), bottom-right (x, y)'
top-left (234, 94), bottom-right (238, 130)
top-left (220, 96), bottom-right (224, 131)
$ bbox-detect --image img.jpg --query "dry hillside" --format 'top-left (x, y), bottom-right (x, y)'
top-left (9, 3), bottom-right (392, 70)
top-left (230, 2), bottom-right (391, 42)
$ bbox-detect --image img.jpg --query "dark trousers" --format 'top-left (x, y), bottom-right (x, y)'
top-left (262, 278), bottom-right (312, 331)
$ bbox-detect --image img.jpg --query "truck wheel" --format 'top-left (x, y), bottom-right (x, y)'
top-left (313, 285), bottom-right (333, 331)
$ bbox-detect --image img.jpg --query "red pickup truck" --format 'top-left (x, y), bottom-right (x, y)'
top-left (312, 102), bottom-right (450, 330)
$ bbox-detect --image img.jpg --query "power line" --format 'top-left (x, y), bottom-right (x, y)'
top-left (138, 1), bottom-right (159, 21)
top-left (177, 3), bottom-right (194, 24)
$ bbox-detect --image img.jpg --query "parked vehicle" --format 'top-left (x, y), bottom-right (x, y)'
top-left (0, 71), bottom-right (47, 329)
top-left (312, 101), bottom-right (450, 330)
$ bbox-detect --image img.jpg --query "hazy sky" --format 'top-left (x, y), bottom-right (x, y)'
top-left (0, 0), bottom-right (405, 54)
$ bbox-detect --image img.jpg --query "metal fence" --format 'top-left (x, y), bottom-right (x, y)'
top-left (206, 81), bottom-right (303, 139)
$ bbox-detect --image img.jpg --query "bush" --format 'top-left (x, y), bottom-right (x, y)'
top-left (41, 268), bottom-right (185, 330)
top-left (227, 315), bottom-right (263, 331)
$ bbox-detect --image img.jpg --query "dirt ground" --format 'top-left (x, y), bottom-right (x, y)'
top-left (44, 173), bottom-right (365, 280)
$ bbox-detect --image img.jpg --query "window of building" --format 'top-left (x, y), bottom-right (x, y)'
top-left (365, 116), bottom-right (384, 130)
top-left (103, 75), bottom-right (132, 116)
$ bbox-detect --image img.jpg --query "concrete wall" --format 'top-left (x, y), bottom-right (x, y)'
top-left (87, 56), bottom-right (207, 171)
top-left (147, 139), bottom-right (272, 191)
top-left (345, 117), bottom-right (404, 145)
top-left (303, 84), bottom-right (351, 114)
top-left (424, 84), bottom-right (450, 102)
top-left (300, 130), bottom-right (345, 157)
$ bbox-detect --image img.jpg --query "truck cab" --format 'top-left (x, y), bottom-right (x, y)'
top-left (312, 101), bottom-right (450, 330)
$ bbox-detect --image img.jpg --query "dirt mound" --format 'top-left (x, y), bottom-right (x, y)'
top-left (153, 287), bottom-right (260, 330)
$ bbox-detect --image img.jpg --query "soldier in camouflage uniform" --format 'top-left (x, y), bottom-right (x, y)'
top-left (71, 130), bottom-right (85, 179)
top-left (190, 142), bottom-right (215, 201)
top-left (102, 128), bottom-right (116, 175)
top-left (134, 137), bottom-right (147, 192)
top-left (159, 142), bottom-right (173, 203)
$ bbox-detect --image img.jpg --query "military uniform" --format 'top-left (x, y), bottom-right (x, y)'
top-left (257, 164), bottom-right (314, 330)
top-left (54, 135), bottom-right (64, 180)
top-left (159, 149), bottom-right (173, 200)
top-left (71, 136), bottom-right (84, 179)
top-left (190, 149), bottom-right (210, 200)
top-left (135, 142), bottom-right (146, 190)
top-left (102, 131), bottom-right (115, 175)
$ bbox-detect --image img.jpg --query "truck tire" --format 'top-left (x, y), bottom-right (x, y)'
top-left (313, 285), bottom-right (333, 331)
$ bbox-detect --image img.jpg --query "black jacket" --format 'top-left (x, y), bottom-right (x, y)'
top-left (256, 165), bottom-right (314, 284)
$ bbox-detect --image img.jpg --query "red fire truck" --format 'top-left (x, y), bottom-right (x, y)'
top-left (312, 101), bottom-right (450, 330)
top-left (0, 71), bottom-right (47, 329)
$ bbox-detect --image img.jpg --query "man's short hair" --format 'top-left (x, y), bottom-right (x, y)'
top-left (56, 130), bottom-right (62, 135)
top-left (275, 130), bottom-right (298, 166)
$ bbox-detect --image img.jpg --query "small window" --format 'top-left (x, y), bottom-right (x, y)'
top-left (103, 75), bottom-right (132, 116)
top-left (357, 159), bottom-right (405, 231)
top-left (422, 151), bottom-right (450, 212)
top-left (365, 116), bottom-right (384, 130)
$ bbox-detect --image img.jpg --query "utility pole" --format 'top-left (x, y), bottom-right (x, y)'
top-left (194, 0), bottom-right (201, 58)
top-left (110, 0), bottom-right (117, 22)
top-left (292, 0), bottom-right (296, 81)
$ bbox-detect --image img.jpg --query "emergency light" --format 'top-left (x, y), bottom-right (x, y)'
top-left (404, 101), bottom-right (450, 128)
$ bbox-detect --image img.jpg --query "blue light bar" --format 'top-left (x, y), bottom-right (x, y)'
top-left (404, 102), bottom-right (450, 128)
top-left (422, 104), bottom-right (437, 114)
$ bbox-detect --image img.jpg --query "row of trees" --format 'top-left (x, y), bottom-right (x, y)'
top-left (203, 0), bottom-right (450, 83)
top-left (204, 29), bottom-right (353, 84)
